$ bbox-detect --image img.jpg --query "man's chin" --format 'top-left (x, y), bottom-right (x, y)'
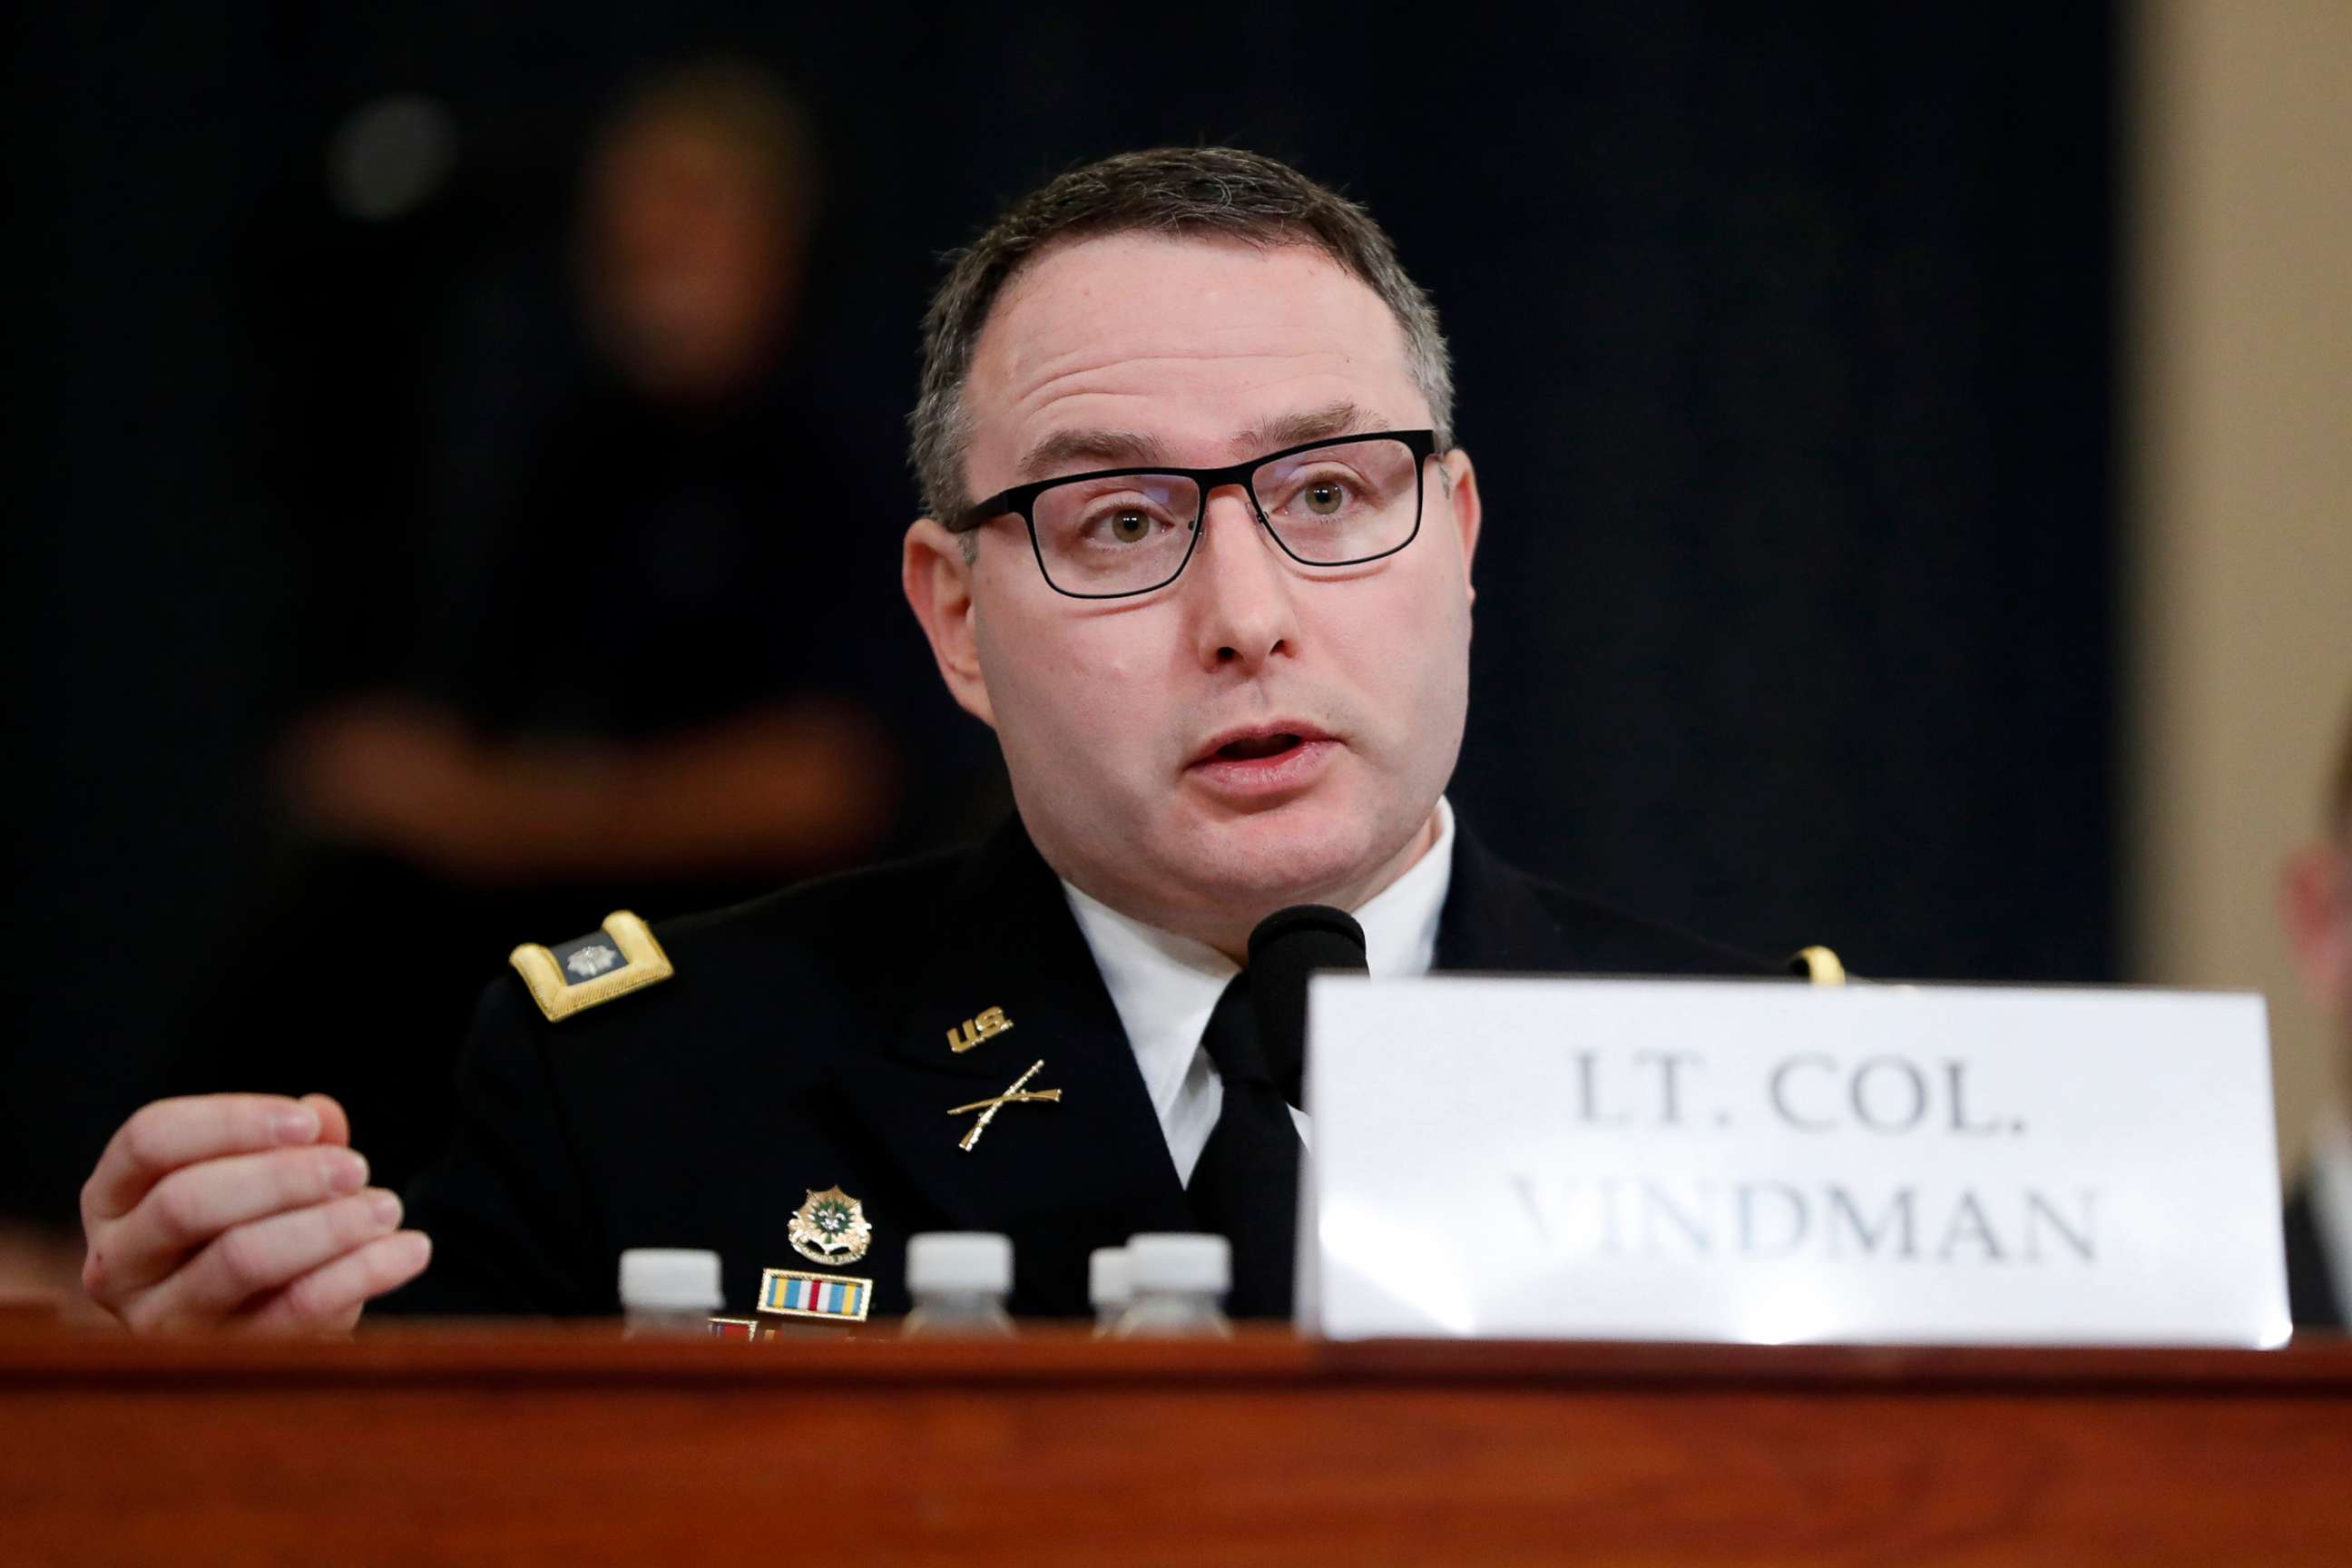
top-left (1163, 799), bottom-right (1395, 910)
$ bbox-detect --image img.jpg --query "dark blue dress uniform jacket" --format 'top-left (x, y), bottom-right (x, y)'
top-left (386, 815), bottom-right (1772, 1320)
top-left (2285, 1185), bottom-right (2346, 1332)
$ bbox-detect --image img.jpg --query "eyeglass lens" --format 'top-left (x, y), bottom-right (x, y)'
top-left (1030, 437), bottom-right (1424, 595)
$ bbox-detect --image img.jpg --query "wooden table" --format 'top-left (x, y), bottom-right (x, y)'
top-left (4, 1324), bottom-right (2349, 1565)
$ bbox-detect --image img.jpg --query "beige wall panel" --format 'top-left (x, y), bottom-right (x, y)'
top-left (2131, 0), bottom-right (2352, 1172)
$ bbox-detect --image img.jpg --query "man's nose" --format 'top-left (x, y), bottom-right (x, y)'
top-left (1186, 484), bottom-right (1298, 674)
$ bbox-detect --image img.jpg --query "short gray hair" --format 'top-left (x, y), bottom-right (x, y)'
top-left (909, 147), bottom-right (1455, 526)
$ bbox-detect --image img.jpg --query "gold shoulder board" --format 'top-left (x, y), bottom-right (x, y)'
top-left (1787, 945), bottom-right (1848, 985)
top-left (509, 910), bottom-right (675, 1022)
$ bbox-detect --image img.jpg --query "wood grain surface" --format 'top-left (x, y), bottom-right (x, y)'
top-left (4, 1326), bottom-right (2348, 1566)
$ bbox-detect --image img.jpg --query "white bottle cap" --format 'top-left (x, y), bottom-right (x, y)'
top-left (1088, 1246), bottom-right (1132, 1310)
top-left (618, 1248), bottom-right (722, 1311)
top-left (1126, 1232), bottom-right (1230, 1295)
top-left (906, 1232), bottom-right (1014, 1294)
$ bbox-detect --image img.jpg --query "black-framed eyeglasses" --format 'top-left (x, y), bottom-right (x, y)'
top-left (950, 429), bottom-right (1440, 600)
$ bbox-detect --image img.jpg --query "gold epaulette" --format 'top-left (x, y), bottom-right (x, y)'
top-left (509, 910), bottom-right (674, 1022)
top-left (1787, 945), bottom-right (1848, 985)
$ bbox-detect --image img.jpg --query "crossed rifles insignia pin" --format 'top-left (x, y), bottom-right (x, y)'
top-left (951, 1059), bottom-right (1062, 1152)
top-left (941, 1004), bottom-right (1062, 1152)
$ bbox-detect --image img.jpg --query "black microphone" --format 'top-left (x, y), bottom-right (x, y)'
top-left (1245, 905), bottom-right (1369, 1110)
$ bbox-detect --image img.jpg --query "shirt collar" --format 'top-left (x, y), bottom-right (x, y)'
top-left (1065, 797), bottom-right (1455, 985)
top-left (1060, 799), bottom-right (1455, 1105)
top-left (1355, 795), bottom-right (1455, 978)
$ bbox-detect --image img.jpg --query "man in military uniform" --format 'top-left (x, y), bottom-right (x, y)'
top-left (76, 147), bottom-right (1771, 1333)
top-left (2280, 696), bottom-right (2352, 1331)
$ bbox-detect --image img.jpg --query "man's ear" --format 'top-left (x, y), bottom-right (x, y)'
top-left (902, 518), bottom-right (995, 729)
top-left (2280, 843), bottom-right (2352, 1014)
top-left (1440, 449), bottom-right (1483, 609)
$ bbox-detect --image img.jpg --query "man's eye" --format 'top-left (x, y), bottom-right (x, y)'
top-left (1300, 482), bottom-right (1349, 517)
top-left (1103, 509), bottom-right (1153, 544)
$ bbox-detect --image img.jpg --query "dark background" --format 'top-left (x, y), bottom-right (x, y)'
top-left (4, 3), bottom-right (2115, 1223)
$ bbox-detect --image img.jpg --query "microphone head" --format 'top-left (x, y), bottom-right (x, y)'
top-left (1245, 905), bottom-right (1367, 1109)
top-left (1247, 905), bottom-right (1368, 974)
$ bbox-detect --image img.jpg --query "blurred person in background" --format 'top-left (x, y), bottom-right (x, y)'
top-left (293, 60), bottom-right (899, 890)
top-left (174, 60), bottom-right (940, 1196)
top-left (2280, 694), bottom-right (2352, 1331)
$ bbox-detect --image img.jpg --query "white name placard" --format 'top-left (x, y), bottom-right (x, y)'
top-left (1300, 978), bottom-right (2290, 1347)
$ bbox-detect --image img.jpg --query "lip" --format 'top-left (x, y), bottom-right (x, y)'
top-left (1190, 720), bottom-right (1336, 765)
top-left (1185, 722), bottom-right (1340, 800)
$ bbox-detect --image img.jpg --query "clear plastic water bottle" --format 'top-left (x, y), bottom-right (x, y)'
top-left (1088, 1246), bottom-right (1132, 1336)
top-left (1112, 1233), bottom-right (1233, 1338)
top-left (618, 1249), bottom-right (723, 1337)
top-left (901, 1232), bottom-right (1016, 1338)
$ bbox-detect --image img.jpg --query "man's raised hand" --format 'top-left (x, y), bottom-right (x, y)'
top-left (80, 1093), bottom-right (430, 1333)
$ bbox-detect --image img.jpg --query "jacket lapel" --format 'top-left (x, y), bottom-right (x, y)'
top-left (834, 815), bottom-right (1192, 1312)
top-left (2285, 1182), bottom-right (2347, 1330)
top-left (1433, 824), bottom-right (1564, 973)
top-left (1436, 823), bottom-right (1776, 978)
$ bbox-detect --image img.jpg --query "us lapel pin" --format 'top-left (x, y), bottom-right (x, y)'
top-left (946, 1005), bottom-right (1015, 1054)
top-left (950, 1058), bottom-right (1063, 1152)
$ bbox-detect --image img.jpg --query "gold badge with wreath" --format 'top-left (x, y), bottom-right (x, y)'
top-left (788, 1185), bottom-right (873, 1266)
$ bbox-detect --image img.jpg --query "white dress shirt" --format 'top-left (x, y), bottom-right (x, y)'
top-left (1062, 799), bottom-right (1455, 1184)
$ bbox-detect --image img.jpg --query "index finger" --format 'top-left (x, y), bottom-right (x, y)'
top-left (83, 1094), bottom-right (329, 1223)
top-left (299, 1093), bottom-right (351, 1150)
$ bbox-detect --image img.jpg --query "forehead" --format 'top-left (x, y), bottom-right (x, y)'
top-left (962, 233), bottom-right (1422, 486)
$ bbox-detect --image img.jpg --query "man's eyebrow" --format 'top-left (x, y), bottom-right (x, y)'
top-left (1013, 400), bottom-right (1381, 485)
top-left (1235, 400), bottom-right (1375, 454)
top-left (1014, 428), bottom-right (1163, 483)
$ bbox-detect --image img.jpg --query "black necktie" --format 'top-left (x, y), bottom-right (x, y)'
top-left (1186, 906), bottom-right (1368, 1318)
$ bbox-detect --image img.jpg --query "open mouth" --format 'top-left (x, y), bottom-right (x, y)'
top-left (1189, 725), bottom-right (1336, 796)
top-left (1213, 731), bottom-right (1305, 762)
